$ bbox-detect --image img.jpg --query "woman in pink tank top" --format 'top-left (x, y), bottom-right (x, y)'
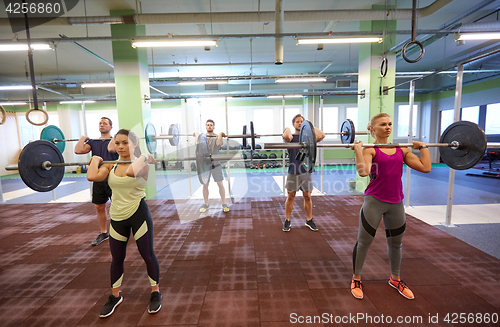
top-left (349, 113), bottom-right (431, 301)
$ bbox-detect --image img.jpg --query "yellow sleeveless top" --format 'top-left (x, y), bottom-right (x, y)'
top-left (108, 164), bottom-right (146, 221)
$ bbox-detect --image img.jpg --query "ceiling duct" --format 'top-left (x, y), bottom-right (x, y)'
top-left (0, 0), bottom-right (453, 26)
top-left (336, 80), bottom-right (351, 88)
top-left (205, 84), bottom-right (219, 91)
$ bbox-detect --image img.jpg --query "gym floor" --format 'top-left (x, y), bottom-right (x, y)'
top-left (1, 165), bottom-right (499, 326)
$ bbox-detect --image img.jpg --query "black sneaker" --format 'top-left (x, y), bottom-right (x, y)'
top-left (199, 204), bottom-right (209, 213)
top-left (99, 293), bottom-right (123, 318)
top-left (305, 219), bottom-right (318, 231)
top-left (91, 233), bottom-right (109, 246)
top-left (282, 220), bottom-right (291, 232)
top-left (148, 291), bottom-right (162, 314)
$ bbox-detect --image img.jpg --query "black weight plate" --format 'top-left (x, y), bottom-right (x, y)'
top-left (439, 121), bottom-right (487, 170)
top-left (168, 124), bottom-right (180, 146)
top-left (40, 125), bottom-right (66, 153)
top-left (18, 140), bottom-right (65, 192)
top-left (250, 121), bottom-right (256, 151)
top-left (340, 119), bottom-right (355, 144)
top-left (298, 120), bottom-right (317, 172)
top-left (145, 123), bottom-right (157, 154)
top-left (242, 125), bottom-right (247, 149)
top-left (196, 133), bottom-right (212, 184)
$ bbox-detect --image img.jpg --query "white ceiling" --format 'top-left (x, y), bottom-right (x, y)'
top-left (1, 0), bottom-right (500, 102)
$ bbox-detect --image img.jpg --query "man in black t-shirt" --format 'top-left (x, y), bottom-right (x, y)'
top-left (75, 117), bottom-right (119, 246)
top-left (281, 114), bottom-right (325, 232)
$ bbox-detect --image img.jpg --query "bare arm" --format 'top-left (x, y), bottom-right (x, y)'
top-left (74, 136), bottom-right (91, 154)
top-left (352, 142), bottom-right (374, 177)
top-left (107, 136), bottom-right (116, 153)
top-left (216, 132), bottom-right (226, 147)
top-left (403, 141), bottom-right (431, 173)
top-left (126, 154), bottom-right (157, 180)
top-left (314, 127), bottom-right (325, 142)
top-left (282, 127), bottom-right (293, 143)
top-left (87, 156), bottom-right (112, 182)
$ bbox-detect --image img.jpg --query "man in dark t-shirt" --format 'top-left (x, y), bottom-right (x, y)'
top-left (75, 117), bottom-right (119, 246)
top-left (281, 114), bottom-right (325, 232)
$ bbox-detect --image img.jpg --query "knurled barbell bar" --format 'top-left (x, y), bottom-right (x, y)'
top-left (145, 123), bottom-right (259, 153)
top-left (5, 133), bottom-right (237, 192)
top-left (240, 119), bottom-right (368, 151)
top-left (263, 120), bottom-right (500, 172)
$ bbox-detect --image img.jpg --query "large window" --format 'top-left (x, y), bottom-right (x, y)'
top-left (461, 106), bottom-right (479, 124)
top-left (151, 109), bottom-right (182, 135)
top-left (397, 104), bottom-right (418, 137)
top-left (228, 109), bottom-right (247, 136)
top-left (85, 111), bottom-right (119, 139)
top-left (254, 109), bottom-right (274, 141)
top-left (486, 103), bottom-right (500, 134)
top-left (323, 106), bottom-right (339, 139)
top-left (346, 107), bottom-right (358, 131)
top-left (440, 109), bottom-right (454, 134)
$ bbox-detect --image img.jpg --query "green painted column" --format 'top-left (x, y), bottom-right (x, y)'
top-left (356, 11), bottom-right (397, 192)
top-left (110, 10), bottom-right (156, 198)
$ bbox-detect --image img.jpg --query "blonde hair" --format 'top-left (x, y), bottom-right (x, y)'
top-left (367, 113), bottom-right (391, 138)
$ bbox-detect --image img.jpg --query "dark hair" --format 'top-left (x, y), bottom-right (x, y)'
top-left (292, 114), bottom-right (304, 124)
top-left (115, 129), bottom-right (141, 157)
top-left (206, 119), bottom-right (215, 126)
top-left (101, 117), bottom-right (112, 126)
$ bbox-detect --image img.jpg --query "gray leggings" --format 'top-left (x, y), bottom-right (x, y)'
top-left (352, 195), bottom-right (406, 277)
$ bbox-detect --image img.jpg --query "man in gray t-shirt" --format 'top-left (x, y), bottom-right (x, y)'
top-left (198, 119), bottom-right (230, 213)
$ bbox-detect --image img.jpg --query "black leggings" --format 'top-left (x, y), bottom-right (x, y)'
top-left (109, 198), bottom-right (159, 288)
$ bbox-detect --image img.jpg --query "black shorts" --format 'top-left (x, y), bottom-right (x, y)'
top-left (92, 181), bottom-right (112, 205)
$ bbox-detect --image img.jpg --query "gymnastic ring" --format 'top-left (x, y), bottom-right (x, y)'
top-left (380, 57), bottom-right (388, 77)
top-left (402, 40), bottom-right (424, 63)
top-left (0, 106), bottom-right (6, 125)
top-left (26, 107), bottom-right (49, 126)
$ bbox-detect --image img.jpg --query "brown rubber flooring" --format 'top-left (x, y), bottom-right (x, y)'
top-left (0, 195), bottom-right (499, 326)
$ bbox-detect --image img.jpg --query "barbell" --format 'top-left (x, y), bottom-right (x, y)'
top-left (264, 120), bottom-right (500, 172)
top-left (40, 118), bottom-right (364, 155)
top-left (5, 133), bottom-right (238, 192)
top-left (239, 119), bottom-right (368, 151)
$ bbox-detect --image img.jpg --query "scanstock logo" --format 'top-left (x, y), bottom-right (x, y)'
top-left (4, 0), bottom-right (80, 33)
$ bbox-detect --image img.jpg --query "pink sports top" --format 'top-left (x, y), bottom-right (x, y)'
top-left (364, 147), bottom-right (404, 203)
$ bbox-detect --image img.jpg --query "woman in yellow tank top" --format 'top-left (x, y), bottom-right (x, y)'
top-left (87, 129), bottom-right (161, 318)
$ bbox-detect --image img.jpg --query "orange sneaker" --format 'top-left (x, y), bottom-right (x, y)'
top-left (389, 276), bottom-right (414, 300)
top-left (350, 279), bottom-right (363, 299)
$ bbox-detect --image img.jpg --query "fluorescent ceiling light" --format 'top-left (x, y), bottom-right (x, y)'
top-left (297, 37), bottom-right (382, 44)
top-left (81, 83), bottom-right (115, 88)
top-left (0, 102), bottom-right (27, 105)
top-left (267, 95), bottom-right (304, 99)
top-left (59, 100), bottom-right (96, 104)
top-left (275, 77), bottom-right (326, 83)
top-left (178, 80), bottom-right (228, 85)
top-left (0, 43), bottom-right (51, 51)
top-left (132, 40), bottom-right (217, 48)
top-left (0, 85), bottom-right (33, 90)
top-left (149, 98), bottom-right (164, 102)
top-left (456, 33), bottom-right (500, 40)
